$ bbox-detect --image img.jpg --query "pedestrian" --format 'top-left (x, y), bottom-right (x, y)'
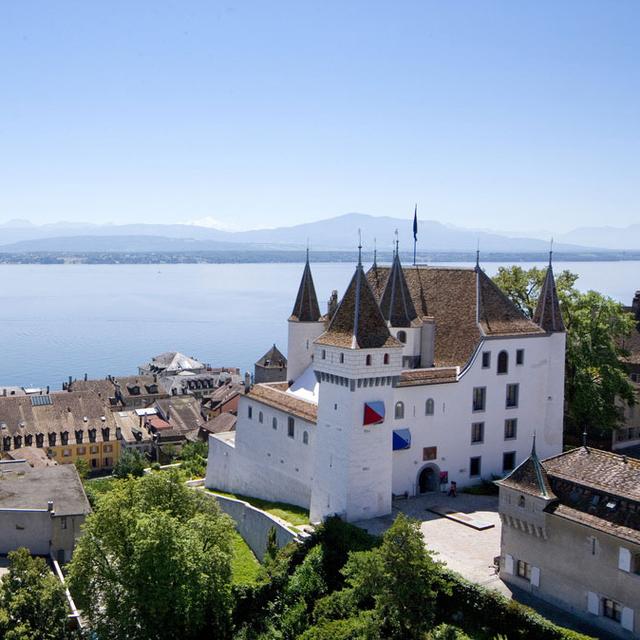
top-left (448, 480), bottom-right (457, 497)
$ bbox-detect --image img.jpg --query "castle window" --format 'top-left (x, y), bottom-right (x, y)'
top-left (259, 411), bottom-right (264, 424)
top-left (397, 331), bottom-right (407, 344)
top-left (472, 387), bottom-right (486, 412)
top-left (425, 398), bottom-right (434, 416)
top-left (518, 495), bottom-right (525, 508)
top-left (288, 417), bottom-right (295, 439)
top-left (503, 451), bottom-right (516, 472)
top-left (506, 383), bottom-right (519, 408)
top-left (394, 402), bottom-right (404, 420)
top-left (303, 431), bottom-right (309, 445)
top-left (272, 417), bottom-right (278, 430)
top-left (340, 353), bottom-right (344, 363)
top-left (469, 456), bottom-right (481, 477)
top-left (516, 349), bottom-right (524, 365)
top-left (504, 419), bottom-right (517, 440)
top-left (383, 353), bottom-right (389, 365)
top-left (365, 355), bottom-right (372, 366)
top-left (602, 598), bottom-right (622, 623)
top-left (322, 350), bottom-right (326, 360)
top-left (248, 406), bottom-right (253, 419)
top-left (497, 351), bottom-right (509, 375)
top-left (471, 422), bottom-right (484, 443)
top-left (481, 352), bottom-right (491, 368)
top-left (516, 560), bottom-right (532, 581)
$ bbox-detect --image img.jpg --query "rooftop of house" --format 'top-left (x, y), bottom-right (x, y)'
top-left (154, 396), bottom-right (204, 432)
top-left (0, 463), bottom-right (91, 517)
top-left (140, 351), bottom-right (206, 374)
top-left (396, 367), bottom-right (460, 387)
top-left (367, 264), bottom-right (544, 367)
top-left (256, 344), bottom-right (287, 369)
top-left (199, 412), bottom-right (237, 435)
top-left (499, 446), bottom-right (640, 545)
top-left (247, 383), bottom-right (318, 423)
top-left (3, 446), bottom-right (58, 468)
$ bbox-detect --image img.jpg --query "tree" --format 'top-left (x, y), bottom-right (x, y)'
top-left (493, 266), bottom-right (636, 436)
top-left (112, 448), bottom-right (146, 479)
top-left (307, 514), bottom-right (448, 640)
top-left (73, 457), bottom-right (90, 480)
top-left (0, 548), bottom-right (77, 640)
top-left (67, 472), bottom-right (234, 640)
top-left (179, 441), bottom-right (208, 478)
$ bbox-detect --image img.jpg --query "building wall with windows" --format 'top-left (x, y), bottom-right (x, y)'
top-left (500, 491), bottom-right (639, 638)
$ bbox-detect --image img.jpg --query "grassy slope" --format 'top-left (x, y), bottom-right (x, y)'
top-left (230, 531), bottom-right (261, 585)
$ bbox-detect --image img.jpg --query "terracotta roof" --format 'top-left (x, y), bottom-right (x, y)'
top-left (367, 265), bottom-right (542, 367)
top-left (397, 367), bottom-right (459, 387)
top-left (200, 413), bottom-right (237, 434)
top-left (256, 344), bottom-right (287, 368)
top-left (533, 263), bottom-right (565, 332)
top-left (290, 258), bottom-right (322, 322)
top-left (316, 264), bottom-right (401, 350)
top-left (247, 384), bottom-right (317, 423)
top-left (379, 253), bottom-right (420, 328)
top-left (543, 447), bottom-right (640, 503)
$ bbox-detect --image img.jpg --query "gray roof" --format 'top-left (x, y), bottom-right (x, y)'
top-left (0, 464), bottom-right (91, 517)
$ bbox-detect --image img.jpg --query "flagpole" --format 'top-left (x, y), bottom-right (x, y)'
top-left (412, 204), bottom-right (417, 265)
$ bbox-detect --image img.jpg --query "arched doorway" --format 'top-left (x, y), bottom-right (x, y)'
top-left (418, 463), bottom-right (440, 494)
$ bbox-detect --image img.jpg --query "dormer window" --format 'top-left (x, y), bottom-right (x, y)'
top-left (13, 435), bottom-right (22, 449)
top-left (88, 429), bottom-right (97, 443)
top-left (75, 430), bottom-right (84, 444)
top-left (397, 331), bottom-right (407, 344)
top-left (48, 433), bottom-right (57, 447)
top-left (2, 436), bottom-right (10, 451)
top-left (61, 431), bottom-right (69, 446)
top-left (102, 427), bottom-right (110, 441)
top-left (25, 434), bottom-right (33, 446)
top-left (35, 433), bottom-right (44, 448)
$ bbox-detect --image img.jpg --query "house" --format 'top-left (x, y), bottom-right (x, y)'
top-left (206, 248), bottom-right (565, 523)
top-left (254, 344), bottom-right (287, 384)
top-left (0, 461), bottom-right (91, 563)
top-left (496, 444), bottom-right (640, 638)
top-left (197, 412), bottom-right (237, 442)
top-left (64, 374), bottom-right (169, 409)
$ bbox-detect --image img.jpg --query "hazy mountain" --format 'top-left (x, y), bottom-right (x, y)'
top-left (557, 224), bottom-right (640, 251)
top-left (0, 213), bottom-right (599, 252)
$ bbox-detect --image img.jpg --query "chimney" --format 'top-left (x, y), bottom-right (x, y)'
top-left (244, 372), bottom-right (251, 394)
top-left (84, 373), bottom-right (88, 381)
top-left (47, 500), bottom-right (54, 512)
top-left (46, 385), bottom-right (50, 394)
top-left (68, 376), bottom-right (73, 390)
top-left (2, 389), bottom-right (6, 397)
top-left (153, 373), bottom-right (157, 383)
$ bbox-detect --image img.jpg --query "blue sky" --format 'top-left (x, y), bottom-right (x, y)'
top-left (1, 1), bottom-right (638, 232)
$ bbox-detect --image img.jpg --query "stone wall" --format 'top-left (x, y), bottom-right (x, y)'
top-left (201, 490), bottom-right (305, 561)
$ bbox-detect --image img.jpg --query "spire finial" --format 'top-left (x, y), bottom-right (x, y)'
top-left (582, 429), bottom-right (588, 448)
top-left (531, 431), bottom-right (537, 457)
top-left (549, 237), bottom-right (554, 267)
top-left (357, 229), bottom-right (362, 265)
top-left (373, 237), bottom-right (377, 267)
top-left (394, 228), bottom-right (399, 257)
top-left (306, 238), bottom-right (310, 263)
top-left (475, 238), bottom-right (480, 269)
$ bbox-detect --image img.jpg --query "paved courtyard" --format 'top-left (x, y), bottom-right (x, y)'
top-left (356, 492), bottom-right (505, 592)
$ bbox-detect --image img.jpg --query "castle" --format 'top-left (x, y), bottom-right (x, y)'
top-left (206, 247), bottom-right (566, 523)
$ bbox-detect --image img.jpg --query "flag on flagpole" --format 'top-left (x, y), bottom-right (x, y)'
top-left (413, 205), bottom-right (418, 241)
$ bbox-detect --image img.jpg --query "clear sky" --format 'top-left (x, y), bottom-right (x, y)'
top-left (1, 1), bottom-right (638, 233)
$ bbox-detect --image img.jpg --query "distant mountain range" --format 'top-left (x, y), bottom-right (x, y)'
top-left (0, 213), bottom-right (638, 253)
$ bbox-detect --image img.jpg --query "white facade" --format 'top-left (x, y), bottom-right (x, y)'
top-left (206, 263), bottom-right (566, 523)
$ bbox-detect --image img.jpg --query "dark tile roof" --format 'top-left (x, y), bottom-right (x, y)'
top-left (379, 253), bottom-right (420, 328)
top-left (496, 441), bottom-right (555, 498)
top-left (396, 367), bottom-right (459, 387)
top-left (0, 464), bottom-right (91, 517)
top-left (367, 265), bottom-right (542, 367)
top-left (248, 384), bottom-right (317, 423)
top-left (533, 264), bottom-right (565, 332)
top-left (200, 413), bottom-right (237, 434)
top-left (154, 397), bottom-right (204, 432)
top-left (316, 264), bottom-right (401, 350)
top-left (256, 344), bottom-right (287, 368)
top-left (290, 258), bottom-right (322, 322)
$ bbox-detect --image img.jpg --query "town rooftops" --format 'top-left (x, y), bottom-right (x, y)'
top-left (367, 264), bottom-right (543, 367)
top-left (0, 463), bottom-right (91, 517)
top-left (247, 383), bottom-right (318, 423)
top-left (316, 263), bottom-right (401, 350)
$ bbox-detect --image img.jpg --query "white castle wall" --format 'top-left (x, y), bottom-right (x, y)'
top-left (206, 394), bottom-right (316, 509)
top-left (287, 320), bottom-right (325, 381)
top-left (390, 333), bottom-right (564, 496)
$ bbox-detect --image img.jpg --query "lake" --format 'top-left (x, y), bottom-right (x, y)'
top-left (1, 260), bottom-right (638, 388)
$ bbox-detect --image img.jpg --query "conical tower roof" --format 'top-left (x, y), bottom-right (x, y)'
top-left (289, 253), bottom-right (321, 322)
top-left (316, 262), bottom-right (400, 350)
top-left (533, 257), bottom-right (565, 333)
top-left (256, 344), bottom-right (287, 368)
top-left (379, 252), bottom-right (419, 328)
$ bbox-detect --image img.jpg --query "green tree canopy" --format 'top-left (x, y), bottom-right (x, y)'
top-left (0, 548), bottom-right (77, 640)
top-left (493, 266), bottom-right (636, 436)
top-left (67, 472), bottom-right (234, 640)
top-left (112, 447), bottom-right (146, 479)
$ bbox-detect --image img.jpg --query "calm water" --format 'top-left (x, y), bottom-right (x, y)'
top-left (1, 261), bottom-right (638, 388)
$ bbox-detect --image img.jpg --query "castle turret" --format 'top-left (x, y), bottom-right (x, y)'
top-left (533, 252), bottom-right (565, 333)
top-left (310, 249), bottom-right (403, 522)
top-left (287, 251), bottom-right (325, 381)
